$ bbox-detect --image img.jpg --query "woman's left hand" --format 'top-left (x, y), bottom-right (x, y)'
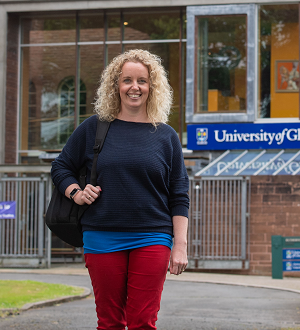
top-left (169, 242), bottom-right (188, 275)
top-left (169, 215), bottom-right (188, 275)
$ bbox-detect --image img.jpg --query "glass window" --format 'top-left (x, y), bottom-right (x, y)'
top-left (107, 12), bottom-right (121, 41)
top-left (182, 13), bottom-right (187, 40)
top-left (18, 9), bottom-right (186, 163)
top-left (79, 44), bottom-right (104, 123)
top-left (107, 44), bottom-right (122, 64)
top-left (28, 81), bottom-right (37, 149)
top-left (21, 17), bottom-right (76, 44)
top-left (259, 4), bottom-right (299, 119)
top-left (79, 14), bottom-right (104, 42)
top-left (123, 10), bottom-right (181, 40)
top-left (58, 77), bottom-right (86, 144)
top-left (186, 5), bottom-right (255, 124)
top-left (195, 15), bottom-right (247, 113)
top-left (20, 46), bottom-right (76, 154)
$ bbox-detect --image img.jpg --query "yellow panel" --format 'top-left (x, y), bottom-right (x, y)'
top-left (270, 23), bottom-right (299, 118)
top-left (218, 91), bottom-right (228, 111)
top-left (208, 89), bottom-right (218, 112)
top-left (234, 68), bottom-right (246, 107)
top-left (228, 96), bottom-right (240, 111)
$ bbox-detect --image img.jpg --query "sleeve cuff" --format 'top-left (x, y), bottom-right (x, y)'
top-left (58, 176), bottom-right (79, 195)
top-left (171, 205), bottom-right (189, 218)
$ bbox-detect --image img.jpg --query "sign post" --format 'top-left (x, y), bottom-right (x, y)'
top-left (271, 235), bottom-right (300, 279)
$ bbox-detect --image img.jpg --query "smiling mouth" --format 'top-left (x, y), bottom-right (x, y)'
top-left (127, 94), bottom-right (141, 99)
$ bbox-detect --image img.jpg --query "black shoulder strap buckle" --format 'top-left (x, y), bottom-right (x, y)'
top-left (93, 144), bottom-right (101, 154)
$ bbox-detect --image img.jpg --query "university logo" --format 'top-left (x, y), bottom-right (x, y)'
top-left (286, 250), bottom-right (292, 259)
top-left (196, 128), bottom-right (208, 145)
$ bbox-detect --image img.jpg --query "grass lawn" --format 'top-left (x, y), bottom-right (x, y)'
top-left (0, 280), bottom-right (85, 310)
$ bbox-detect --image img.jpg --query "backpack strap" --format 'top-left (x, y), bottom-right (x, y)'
top-left (90, 120), bottom-right (111, 186)
top-left (78, 166), bottom-right (87, 190)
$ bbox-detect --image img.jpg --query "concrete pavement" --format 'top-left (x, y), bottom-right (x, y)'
top-left (1, 264), bottom-right (300, 329)
top-left (1, 263), bottom-right (300, 295)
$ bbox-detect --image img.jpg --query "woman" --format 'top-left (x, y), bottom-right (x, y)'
top-left (51, 49), bottom-right (189, 330)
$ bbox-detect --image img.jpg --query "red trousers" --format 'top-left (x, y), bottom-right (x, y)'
top-left (85, 245), bottom-right (171, 330)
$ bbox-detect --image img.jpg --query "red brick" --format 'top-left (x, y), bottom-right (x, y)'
top-left (250, 206), bottom-right (263, 214)
top-left (275, 186), bottom-right (292, 194)
top-left (250, 233), bottom-right (266, 242)
top-left (265, 229), bottom-right (293, 240)
top-left (282, 206), bottom-right (300, 213)
top-left (274, 213), bottom-right (287, 225)
top-left (251, 195), bottom-right (263, 204)
top-left (291, 227), bottom-right (300, 236)
top-left (271, 175), bottom-right (299, 183)
top-left (282, 195), bottom-right (300, 202)
top-left (245, 173), bottom-right (300, 277)
top-left (292, 185), bottom-right (300, 195)
top-left (286, 214), bottom-right (300, 224)
top-left (252, 225), bottom-right (276, 235)
top-left (251, 215), bottom-right (276, 224)
top-left (258, 186), bottom-right (275, 194)
top-left (251, 185), bottom-right (258, 194)
top-left (262, 205), bottom-right (282, 214)
top-left (249, 245), bottom-right (268, 253)
top-left (263, 194), bottom-right (281, 203)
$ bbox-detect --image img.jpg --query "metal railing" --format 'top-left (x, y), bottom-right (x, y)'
top-left (0, 165), bottom-right (250, 270)
top-left (0, 165), bottom-right (52, 268)
top-left (188, 176), bottom-right (250, 269)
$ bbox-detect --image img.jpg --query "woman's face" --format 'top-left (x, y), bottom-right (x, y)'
top-left (118, 61), bottom-right (150, 116)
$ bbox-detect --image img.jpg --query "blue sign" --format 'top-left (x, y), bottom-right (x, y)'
top-left (283, 261), bottom-right (300, 271)
top-left (283, 249), bottom-right (300, 260)
top-left (0, 201), bottom-right (16, 219)
top-left (187, 123), bottom-right (300, 150)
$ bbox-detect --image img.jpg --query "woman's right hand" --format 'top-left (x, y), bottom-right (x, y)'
top-left (73, 184), bottom-right (101, 205)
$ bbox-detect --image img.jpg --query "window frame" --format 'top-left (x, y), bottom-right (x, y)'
top-left (186, 4), bottom-right (256, 123)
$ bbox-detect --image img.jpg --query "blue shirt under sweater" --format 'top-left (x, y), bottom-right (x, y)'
top-left (51, 115), bottom-right (189, 237)
top-left (83, 231), bottom-right (173, 254)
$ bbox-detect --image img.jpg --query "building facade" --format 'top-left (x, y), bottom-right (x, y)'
top-left (0, 0), bottom-right (300, 274)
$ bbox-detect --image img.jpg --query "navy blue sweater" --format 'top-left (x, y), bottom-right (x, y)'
top-left (51, 115), bottom-right (189, 236)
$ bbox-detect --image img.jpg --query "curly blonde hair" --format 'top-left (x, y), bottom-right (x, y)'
top-left (94, 49), bottom-right (173, 126)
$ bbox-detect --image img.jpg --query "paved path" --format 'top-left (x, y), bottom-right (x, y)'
top-left (0, 271), bottom-right (300, 330)
top-left (2, 264), bottom-right (300, 294)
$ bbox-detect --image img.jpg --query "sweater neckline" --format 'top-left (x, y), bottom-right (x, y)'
top-left (114, 118), bottom-right (153, 125)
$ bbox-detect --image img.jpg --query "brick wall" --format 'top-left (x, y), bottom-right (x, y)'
top-left (189, 175), bottom-right (300, 277)
top-left (249, 175), bottom-right (300, 276)
top-left (5, 14), bottom-right (19, 164)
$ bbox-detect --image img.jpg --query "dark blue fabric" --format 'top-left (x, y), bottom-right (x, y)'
top-left (83, 231), bottom-right (173, 254)
top-left (51, 115), bottom-right (189, 236)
